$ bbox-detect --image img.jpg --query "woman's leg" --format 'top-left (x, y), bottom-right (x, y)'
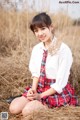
top-left (9, 96), bottom-right (30, 114)
top-left (22, 100), bottom-right (48, 117)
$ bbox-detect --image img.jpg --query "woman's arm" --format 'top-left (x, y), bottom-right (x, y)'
top-left (32, 77), bottom-right (39, 91)
top-left (40, 88), bottom-right (56, 98)
top-left (27, 77), bottom-right (39, 101)
top-left (28, 77), bottom-right (56, 100)
top-left (33, 87), bottom-right (56, 100)
top-left (50, 44), bottom-right (73, 94)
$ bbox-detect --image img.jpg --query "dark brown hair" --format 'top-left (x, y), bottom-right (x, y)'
top-left (30, 12), bottom-right (52, 32)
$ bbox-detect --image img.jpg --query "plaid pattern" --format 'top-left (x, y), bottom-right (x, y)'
top-left (38, 50), bottom-right (48, 87)
top-left (37, 80), bottom-right (78, 107)
top-left (22, 50), bottom-right (78, 107)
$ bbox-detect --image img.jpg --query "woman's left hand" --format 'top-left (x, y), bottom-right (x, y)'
top-left (33, 92), bottom-right (41, 100)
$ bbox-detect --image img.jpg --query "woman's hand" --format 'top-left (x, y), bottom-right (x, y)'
top-left (33, 92), bottom-right (41, 100)
top-left (27, 88), bottom-right (34, 95)
top-left (27, 88), bottom-right (36, 101)
top-left (27, 88), bottom-right (41, 101)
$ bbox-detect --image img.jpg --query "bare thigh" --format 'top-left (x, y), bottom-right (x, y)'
top-left (9, 96), bottom-right (30, 114)
top-left (22, 100), bottom-right (48, 117)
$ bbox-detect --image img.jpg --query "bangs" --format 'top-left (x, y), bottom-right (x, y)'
top-left (30, 12), bottom-right (52, 32)
top-left (30, 20), bottom-right (47, 32)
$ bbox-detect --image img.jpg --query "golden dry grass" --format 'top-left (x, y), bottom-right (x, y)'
top-left (0, 9), bottom-right (80, 119)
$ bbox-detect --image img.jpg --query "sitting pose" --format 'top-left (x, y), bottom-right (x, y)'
top-left (9, 12), bottom-right (78, 117)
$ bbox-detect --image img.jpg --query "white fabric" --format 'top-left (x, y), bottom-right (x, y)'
top-left (29, 38), bottom-right (73, 94)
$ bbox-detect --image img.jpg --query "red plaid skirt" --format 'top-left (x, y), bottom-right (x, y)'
top-left (22, 78), bottom-right (78, 108)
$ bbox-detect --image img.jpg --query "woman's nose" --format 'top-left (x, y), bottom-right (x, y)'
top-left (38, 30), bottom-right (43, 35)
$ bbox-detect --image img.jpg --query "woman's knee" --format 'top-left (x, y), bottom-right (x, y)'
top-left (9, 96), bottom-right (30, 114)
top-left (22, 100), bottom-right (46, 116)
top-left (22, 100), bottom-right (35, 116)
top-left (9, 103), bottom-right (20, 114)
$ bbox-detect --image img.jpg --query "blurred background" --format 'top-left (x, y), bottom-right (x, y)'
top-left (0, 0), bottom-right (80, 119)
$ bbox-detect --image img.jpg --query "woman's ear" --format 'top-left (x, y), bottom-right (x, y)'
top-left (50, 24), bottom-right (55, 34)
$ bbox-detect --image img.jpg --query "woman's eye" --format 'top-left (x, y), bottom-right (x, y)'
top-left (34, 27), bottom-right (46, 33)
top-left (41, 27), bottom-right (45, 30)
top-left (34, 29), bottom-right (38, 33)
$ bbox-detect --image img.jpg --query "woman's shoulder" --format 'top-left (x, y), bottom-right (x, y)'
top-left (59, 42), bottom-right (72, 55)
top-left (60, 42), bottom-right (72, 51)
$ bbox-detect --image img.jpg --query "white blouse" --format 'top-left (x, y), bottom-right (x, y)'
top-left (29, 40), bottom-right (73, 94)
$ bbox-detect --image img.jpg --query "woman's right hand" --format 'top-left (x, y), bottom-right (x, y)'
top-left (27, 88), bottom-right (36, 101)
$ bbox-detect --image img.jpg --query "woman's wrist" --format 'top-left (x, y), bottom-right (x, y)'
top-left (36, 93), bottom-right (41, 100)
top-left (31, 76), bottom-right (39, 92)
top-left (40, 88), bottom-right (56, 98)
top-left (40, 93), bottom-right (44, 98)
top-left (31, 87), bottom-right (37, 93)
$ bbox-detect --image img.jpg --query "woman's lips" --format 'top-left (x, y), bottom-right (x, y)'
top-left (38, 36), bottom-right (46, 40)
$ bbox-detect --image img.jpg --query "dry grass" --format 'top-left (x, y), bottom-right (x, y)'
top-left (23, 106), bottom-right (80, 120)
top-left (0, 9), bottom-right (80, 119)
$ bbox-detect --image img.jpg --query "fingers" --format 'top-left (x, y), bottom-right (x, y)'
top-left (27, 88), bottom-right (40, 101)
top-left (27, 93), bottom-right (33, 97)
top-left (28, 88), bottom-right (34, 94)
top-left (27, 89), bottom-right (33, 97)
top-left (27, 93), bottom-right (35, 101)
top-left (27, 88), bottom-right (35, 101)
top-left (34, 93), bottom-right (41, 100)
top-left (27, 96), bottom-right (35, 101)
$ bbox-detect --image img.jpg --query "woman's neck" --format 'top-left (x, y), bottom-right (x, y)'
top-left (44, 36), bottom-right (54, 49)
top-left (44, 40), bottom-right (52, 49)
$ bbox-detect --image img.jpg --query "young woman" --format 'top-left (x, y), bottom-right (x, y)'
top-left (9, 12), bottom-right (78, 116)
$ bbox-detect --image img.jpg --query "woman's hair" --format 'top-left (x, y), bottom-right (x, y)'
top-left (30, 12), bottom-right (52, 32)
top-left (30, 12), bottom-right (62, 55)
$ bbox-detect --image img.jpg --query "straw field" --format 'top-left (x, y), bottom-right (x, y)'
top-left (0, 9), bottom-right (80, 120)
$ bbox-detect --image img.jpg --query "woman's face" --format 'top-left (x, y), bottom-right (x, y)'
top-left (34, 26), bottom-right (52, 43)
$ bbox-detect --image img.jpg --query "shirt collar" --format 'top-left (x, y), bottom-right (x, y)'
top-left (40, 36), bottom-right (57, 51)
